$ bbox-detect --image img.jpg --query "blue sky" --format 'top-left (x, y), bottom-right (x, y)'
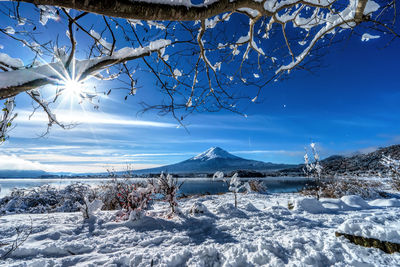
top-left (1, 5), bottom-right (400, 173)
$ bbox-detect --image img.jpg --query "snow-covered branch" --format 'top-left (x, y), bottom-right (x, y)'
top-left (0, 39), bottom-right (171, 99)
top-left (0, 98), bottom-right (17, 144)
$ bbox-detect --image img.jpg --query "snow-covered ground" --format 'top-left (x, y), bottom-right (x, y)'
top-left (1, 193), bottom-right (400, 266)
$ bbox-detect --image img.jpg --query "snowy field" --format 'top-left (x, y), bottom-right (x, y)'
top-left (1, 192), bottom-right (400, 266)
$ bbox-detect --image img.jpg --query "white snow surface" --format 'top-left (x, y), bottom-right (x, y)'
top-left (338, 213), bottom-right (400, 244)
top-left (1, 193), bottom-right (400, 266)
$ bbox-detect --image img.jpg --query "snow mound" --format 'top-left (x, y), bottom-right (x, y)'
top-left (293, 198), bottom-right (327, 214)
top-left (188, 201), bottom-right (209, 215)
top-left (320, 198), bottom-right (353, 211)
top-left (186, 246), bottom-right (221, 266)
top-left (242, 201), bottom-right (259, 212)
top-left (215, 202), bottom-right (247, 218)
top-left (341, 195), bottom-right (370, 209)
top-left (338, 213), bottom-right (400, 244)
top-left (368, 198), bottom-right (400, 208)
top-left (266, 205), bottom-right (292, 216)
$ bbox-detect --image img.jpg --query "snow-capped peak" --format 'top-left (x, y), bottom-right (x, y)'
top-left (191, 147), bottom-right (239, 161)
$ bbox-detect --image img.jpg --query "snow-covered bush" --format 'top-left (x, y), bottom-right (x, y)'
top-left (301, 177), bottom-right (382, 199)
top-left (381, 155), bottom-right (400, 191)
top-left (303, 143), bottom-right (323, 200)
top-left (188, 202), bottom-right (208, 215)
top-left (293, 197), bottom-right (326, 214)
top-left (96, 179), bottom-right (123, 210)
top-left (213, 172), bottom-right (244, 208)
top-left (151, 172), bottom-right (183, 215)
top-left (98, 178), bottom-right (147, 210)
top-left (114, 182), bottom-right (155, 221)
top-left (80, 198), bottom-right (103, 220)
top-left (229, 173), bottom-right (244, 208)
top-left (0, 183), bottom-right (96, 214)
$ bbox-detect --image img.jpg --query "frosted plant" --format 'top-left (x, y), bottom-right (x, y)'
top-left (0, 183), bottom-right (96, 214)
top-left (213, 171), bottom-right (224, 180)
top-left (213, 171), bottom-right (244, 207)
top-left (304, 142), bottom-right (323, 200)
top-left (80, 198), bottom-right (103, 220)
top-left (300, 177), bottom-right (381, 199)
top-left (153, 172), bottom-right (183, 215)
top-left (123, 163), bottom-right (135, 178)
top-left (212, 171), bottom-right (228, 186)
top-left (229, 173), bottom-right (245, 208)
top-left (381, 155), bottom-right (400, 191)
top-left (115, 182), bottom-right (155, 221)
top-left (98, 178), bottom-right (128, 210)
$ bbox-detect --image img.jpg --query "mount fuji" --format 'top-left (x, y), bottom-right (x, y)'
top-left (133, 147), bottom-right (296, 174)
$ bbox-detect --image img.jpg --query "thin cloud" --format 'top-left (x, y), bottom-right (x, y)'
top-left (232, 150), bottom-right (303, 157)
top-left (120, 152), bottom-right (197, 158)
top-left (0, 154), bottom-right (51, 171)
top-left (19, 153), bottom-right (158, 163)
top-left (16, 110), bottom-right (178, 128)
top-left (26, 145), bottom-right (82, 150)
top-left (39, 163), bottom-right (162, 173)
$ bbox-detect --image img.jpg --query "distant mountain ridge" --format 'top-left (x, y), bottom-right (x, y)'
top-left (132, 147), bottom-right (295, 174)
top-left (0, 169), bottom-right (48, 178)
top-left (3, 145), bottom-right (400, 178)
top-left (277, 144), bottom-right (400, 176)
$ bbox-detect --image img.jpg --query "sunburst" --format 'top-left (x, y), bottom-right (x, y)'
top-left (62, 78), bottom-right (84, 98)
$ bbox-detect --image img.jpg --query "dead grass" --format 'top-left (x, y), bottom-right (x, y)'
top-left (300, 177), bottom-right (383, 199)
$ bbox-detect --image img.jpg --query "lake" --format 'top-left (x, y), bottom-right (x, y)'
top-left (0, 177), bottom-right (313, 198)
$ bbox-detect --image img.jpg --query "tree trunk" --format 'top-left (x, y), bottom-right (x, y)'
top-left (14, 0), bottom-right (268, 21)
top-left (12, 0), bottom-right (371, 22)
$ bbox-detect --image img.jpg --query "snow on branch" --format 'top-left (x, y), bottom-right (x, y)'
top-left (0, 98), bottom-right (17, 144)
top-left (0, 53), bottom-right (24, 71)
top-left (0, 39), bottom-right (171, 99)
top-left (276, 0), bottom-right (380, 74)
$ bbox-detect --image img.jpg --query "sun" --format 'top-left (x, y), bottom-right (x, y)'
top-left (64, 79), bottom-right (83, 95)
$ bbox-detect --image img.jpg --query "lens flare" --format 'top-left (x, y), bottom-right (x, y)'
top-left (64, 79), bottom-right (82, 95)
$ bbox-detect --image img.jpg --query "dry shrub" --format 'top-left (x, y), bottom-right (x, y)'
top-left (0, 183), bottom-right (95, 213)
top-left (300, 177), bottom-right (382, 199)
top-left (381, 155), bottom-right (400, 191)
top-left (149, 173), bottom-right (183, 214)
top-left (246, 180), bottom-right (267, 193)
top-left (97, 178), bottom-right (148, 210)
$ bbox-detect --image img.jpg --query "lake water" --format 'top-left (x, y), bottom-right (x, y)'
top-left (0, 177), bottom-right (313, 198)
